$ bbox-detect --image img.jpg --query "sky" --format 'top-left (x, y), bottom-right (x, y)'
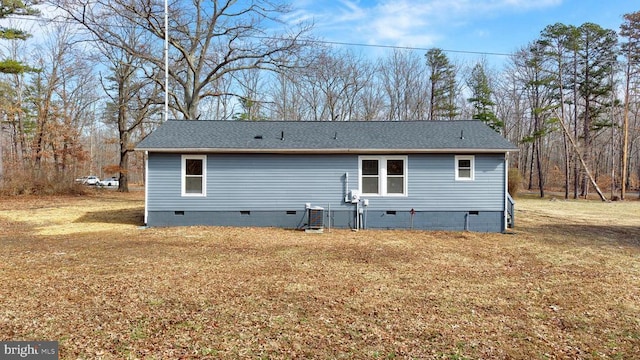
top-left (1, 0), bottom-right (637, 69)
top-left (287, 0), bottom-right (639, 66)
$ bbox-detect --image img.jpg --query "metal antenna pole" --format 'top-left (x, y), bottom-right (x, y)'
top-left (164, 0), bottom-right (169, 122)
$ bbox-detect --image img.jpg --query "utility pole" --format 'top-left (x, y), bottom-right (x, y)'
top-left (164, 0), bottom-right (169, 122)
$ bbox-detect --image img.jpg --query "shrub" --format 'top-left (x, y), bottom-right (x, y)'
top-left (0, 168), bottom-right (86, 196)
top-left (508, 168), bottom-right (522, 198)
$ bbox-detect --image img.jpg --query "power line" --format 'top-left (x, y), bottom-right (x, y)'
top-left (296, 38), bottom-right (513, 57)
top-left (3, 13), bottom-right (515, 58)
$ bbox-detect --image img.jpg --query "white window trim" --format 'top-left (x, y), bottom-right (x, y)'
top-left (358, 156), bottom-right (408, 197)
top-left (455, 155), bottom-right (475, 181)
top-left (181, 154), bottom-right (207, 197)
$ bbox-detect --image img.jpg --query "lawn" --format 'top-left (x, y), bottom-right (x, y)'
top-left (1, 191), bottom-right (639, 359)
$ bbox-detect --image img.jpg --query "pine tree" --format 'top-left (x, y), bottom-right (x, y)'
top-left (467, 62), bottom-right (503, 131)
top-left (425, 48), bottom-right (458, 120)
top-left (575, 23), bottom-right (617, 197)
top-left (538, 22), bottom-right (578, 199)
top-left (0, 0), bottom-right (40, 73)
top-left (620, 11), bottom-right (640, 199)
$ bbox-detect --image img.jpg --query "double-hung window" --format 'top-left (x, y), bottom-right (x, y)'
top-left (359, 156), bottom-right (407, 196)
top-left (455, 155), bottom-right (475, 181)
top-left (361, 159), bottom-right (380, 194)
top-left (182, 155), bottom-right (206, 196)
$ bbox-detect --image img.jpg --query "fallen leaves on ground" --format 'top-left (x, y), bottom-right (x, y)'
top-left (1, 192), bottom-right (639, 359)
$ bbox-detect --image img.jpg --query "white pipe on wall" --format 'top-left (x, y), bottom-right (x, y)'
top-left (344, 172), bottom-right (349, 202)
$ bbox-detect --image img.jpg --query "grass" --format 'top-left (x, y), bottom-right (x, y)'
top-left (1, 191), bottom-right (639, 359)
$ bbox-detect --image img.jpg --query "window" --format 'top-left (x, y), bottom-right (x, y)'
top-left (359, 156), bottom-right (407, 196)
top-left (386, 159), bottom-right (405, 194)
top-left (455, 155), bottom-right (474, 181)
top-left (361, 159), bottom-right (379, 194)
top-left (182, 155), bottom-right (206, 196)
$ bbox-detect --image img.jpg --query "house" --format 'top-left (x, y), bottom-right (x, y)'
top-left (135, 120), bottom-right (518, 232)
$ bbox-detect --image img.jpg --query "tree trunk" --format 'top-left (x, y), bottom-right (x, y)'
top-left (536, 137), bottom-right (544, 198)
top-left (117, 98), bottom-right (130, 192)
top-left (0, 124), bottom-right (3, 187)
top-left (582, 45), bottom-right (592, 199)
top-left (556, 110), bottom-right (607, 201)
top-left (118, 149), bottom-right (129, 192)
top-left (528, 141), bottom-right (535, 190)
top-left (563, 132), bottom-right (570, 199)
top-left (572, 52), bottom-right (579, 200)
top-left (15, 74), bottom-right (27, 167)
top-left (581, 67), bottom-right (592, 199)
top-left (621, 60), bottom-right (631, 200)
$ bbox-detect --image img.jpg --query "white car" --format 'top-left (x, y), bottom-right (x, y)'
top-left (82, 176), bottom-right (100, 185)
top-left (99, 177), bottom-right (119, 187)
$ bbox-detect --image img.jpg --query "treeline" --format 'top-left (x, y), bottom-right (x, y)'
top-left (0, 1), bottom-right (638, 199)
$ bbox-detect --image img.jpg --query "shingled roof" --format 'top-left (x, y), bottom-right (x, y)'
top-left (135, 120), bottom-right (518, 153)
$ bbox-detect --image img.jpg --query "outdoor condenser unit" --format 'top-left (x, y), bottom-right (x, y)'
top-left (308, 206), bottom-right (324, 229)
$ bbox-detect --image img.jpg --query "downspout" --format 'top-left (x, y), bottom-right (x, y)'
top-left (353, 201), bottom-right (358, 230)
top-left (464, 212), bottom-right (469, 231)
top-left (344, 172), bottom-right (349, 202)
top-left (363, 200), bottom-right (368, 229)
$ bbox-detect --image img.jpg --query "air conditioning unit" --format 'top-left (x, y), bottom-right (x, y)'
top-left (308, 206), bottom-right (324, 229)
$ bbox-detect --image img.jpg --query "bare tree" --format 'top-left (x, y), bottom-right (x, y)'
top-left (54, 54), bottom-right (97, 174)
top-left (97, 26), bottom-right (162, 192)
top-left (356, 75), bottom-right (386, 121)
top-left (233, 67), bottom-right (266, 121)
top-left (295, 49), bottom-right (372, 121)
top-left (29, 23), bottom-right (94, 175)
top-left (1, 20), bottom-right (99, 192)
top-left (509, 43), bottom-right (557, 198)
top-left (54, 0), bottom-right (313, 120)
top-left (497, 58), bottom-right (527, 173)
top-left (379, 49), bottom-right (428, 121)
top-left (268, 71), bottom-right (305, 120)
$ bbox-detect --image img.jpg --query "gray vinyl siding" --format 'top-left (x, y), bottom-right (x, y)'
top-left (147, 152), bottom-right (505, 213)
top-left (405, 154), bottom-right (505, 211)
top-left (147, 153), bottom-right (357, 212)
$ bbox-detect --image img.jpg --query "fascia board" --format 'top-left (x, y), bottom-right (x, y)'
top-left (135, 147), bottom-right (518, 154)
